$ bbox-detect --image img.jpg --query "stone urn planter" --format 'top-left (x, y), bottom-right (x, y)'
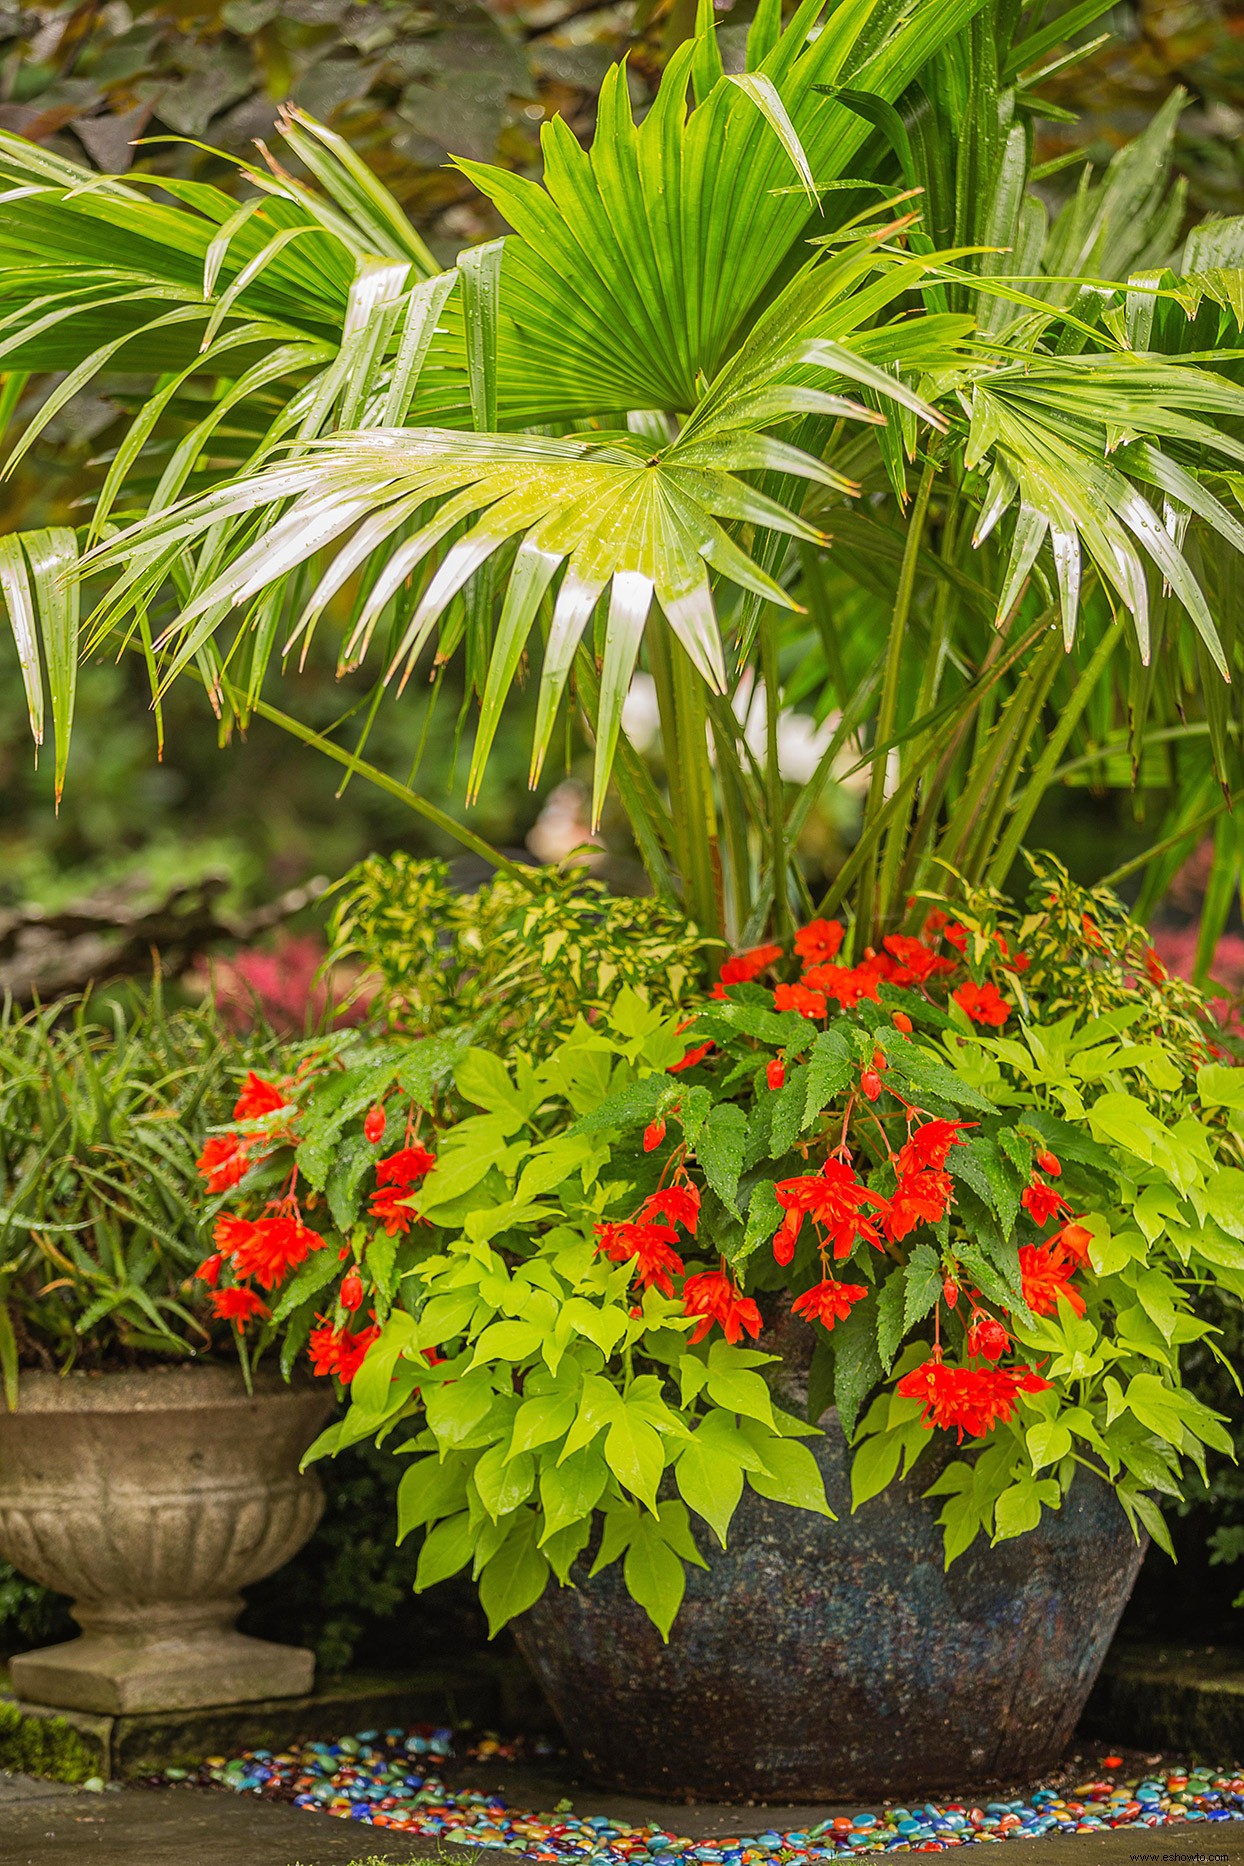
top-left (0, 1364), bottom-right (333, 1716)
top-left (514, 1414), bottom-right (1145, 1803)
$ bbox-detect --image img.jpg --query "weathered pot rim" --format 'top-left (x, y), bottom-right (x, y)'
top-left (6, 1362), bottom-right (323, 1414)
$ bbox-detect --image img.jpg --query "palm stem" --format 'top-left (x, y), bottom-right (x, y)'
top-left (893, 614), bottom-right (1048, 905)
top-left (760, 605), bottom-right (791, 944)
top-left (937, 630), bottom-right (1063, 880)
top-left (964, 641), bottom-right (1064, 883)
top-left (672, 635), bottom-right (725, 937)
top-left (573, 648), bottom-right (680, 901)
top-left (1100, 785), bottom-right (1244, 890)
top-left (986, 614), bottom-right (1127, 889)
top-left (857, 456), bottom-right (936, 947)
top-left (242, 694), bottom-right (539, 886)
top-left (646, 626), bottom-right (722, 935)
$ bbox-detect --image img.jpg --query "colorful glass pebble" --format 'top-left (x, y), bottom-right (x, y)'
top-left (187, 1730), bottom-right (1244, 1859)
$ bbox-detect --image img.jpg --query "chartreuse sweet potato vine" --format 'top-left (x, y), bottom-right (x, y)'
top-left (193, 864), bottom-right (1242, 1637)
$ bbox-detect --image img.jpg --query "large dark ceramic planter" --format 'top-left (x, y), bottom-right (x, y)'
top-left (514, 1415), bottom-right (1144, 1802)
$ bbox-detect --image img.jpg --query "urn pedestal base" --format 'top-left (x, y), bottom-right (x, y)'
top-left (10, 1596), bottom-right (316, 1716)
top-left (0, 1366), bottom-right (332, 1718)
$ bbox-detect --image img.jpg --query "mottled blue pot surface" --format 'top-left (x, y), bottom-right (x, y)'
top-left (514, 1417), bottom-right (1145, 1803)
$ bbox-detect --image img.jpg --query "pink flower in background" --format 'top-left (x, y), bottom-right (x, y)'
top-left (1149, 926), bottom-right (1244, 1031)
top-left (195, 932), bottom-right (370, 1035)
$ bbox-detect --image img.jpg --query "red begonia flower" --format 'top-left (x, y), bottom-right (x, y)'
top-left (669, 1039), bottom-right (714, 1074)
top-left (211, 1285), bottom-right (270, 1330)
top-left (229, 1214), bottom-right (322, 1288)
top-left (897, 1355), bottom-right (1051, 1439)
top-left (639, 1186), bottom-right (700, 1236)
top-left (966, 1315), bottom-right (1010, 1362)
top-left (376, 1145), bottom-right (436, 1189)
top-left (308, 1318), bottom-right (381, 1383)
top-left (895, 1119), bottom-right (973, 1177)
top-left (882, 1168), bottom-right (954, 1242)
top-left (775, 1160), bottom-right (887, 1260)
top-left (1052, 1221), bottom-right (1093, 1265)
top-left (196, 1133), bottom-right (253, 1193)
top-left (1021, 1177), bottom-right (1070, 1226)
top-left (595, 1220), bottom-right (685, 1296)
top-left (232, 1072), bottom-right (289, 1121)
top-left (370, 1186), bottom-right (416, 1236)
top-left (791, 1277), bottom-right (869, 1330)
top-left (1019, 1241), bottom-right (1085, 1317)
top-left (681, 1270), bottom-right (762, 1346)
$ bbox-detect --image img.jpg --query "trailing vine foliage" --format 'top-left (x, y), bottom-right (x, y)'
top-left (189, 861), bottom-right (1242, 1636)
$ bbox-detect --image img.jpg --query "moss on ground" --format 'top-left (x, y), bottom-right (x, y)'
top-left (0, 1696), bottom-right (104, 1782)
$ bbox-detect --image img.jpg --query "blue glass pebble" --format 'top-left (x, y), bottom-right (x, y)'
top-left (192, 1724), bottom-right (1244, 1862)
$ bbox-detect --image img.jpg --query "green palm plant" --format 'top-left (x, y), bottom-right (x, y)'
top-left (1, 0), bottom-right (1242, 956)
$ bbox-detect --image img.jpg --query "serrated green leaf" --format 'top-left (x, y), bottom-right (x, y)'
top-left (769, 1066), bottom-right (809, 1156)
top-left (803, 1027), bottom-right (855, 1124)
top-left (903, 1243), bottom-right (943, 1332)
top-left (695, 1101), bottom-right (748, 1216)
top-left (268, 1245), bottom-right (341, 1324)
top-left (875, 1263), bottom-right (907, 1369)
top-left (736, 1179), bottom-right (782, 1269)
top-left (831, 1296), bottom-right (881, 1439)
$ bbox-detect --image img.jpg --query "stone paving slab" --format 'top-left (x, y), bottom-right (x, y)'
top-left (0, 1780), bottom-right (439, 1866)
